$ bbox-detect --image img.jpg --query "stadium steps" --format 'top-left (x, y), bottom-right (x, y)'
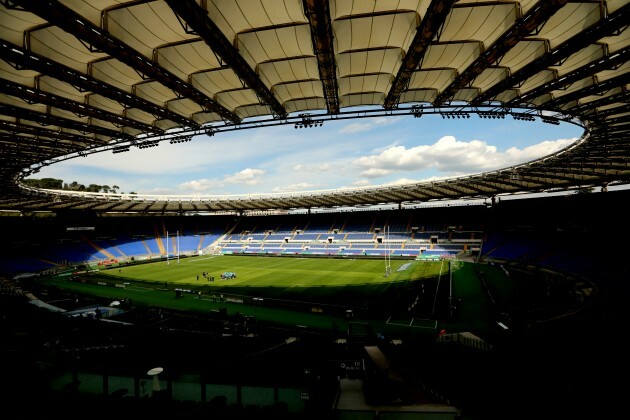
top-left (196, 234), bottom-right (204, 251)
top-left (169, 235), bottom-right (178, 254)
top-left (153, 225), bottom-right (166, 255)
top-left (140, 239), bottom-right (152, 255)
top-left (80, 236), bottom-right (116, 260)
top-left (112, 245), bottom-right (127, 258)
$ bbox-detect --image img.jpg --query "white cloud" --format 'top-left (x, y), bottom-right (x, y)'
top-left (223, 168), bottom-right (265, 185)
top-left (353, 135), bottom-right (577, 179)
top-left (272, 182), bottom-right (320, 193)
top-left (177, 179), bottom-right (223, 192)
top-left (359, 168), bottom-right (394, 178)
top-left (351, 179), bottom-right (372, 187)
top-left (178, 168), bottom-right (265, 193)
top-left (504, 138), bottom-right (575, 162)
top-left (291, 163), bottom-right (331, 172)
top-left (339, 117), bottom-right (399, 134)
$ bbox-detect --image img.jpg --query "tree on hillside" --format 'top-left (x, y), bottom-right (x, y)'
top-left (68, 181), bottom-right (85, 191)
top-left (22, 178), bottom-right (131, 194)
top-left (22, 178), bottom-right (63, 189)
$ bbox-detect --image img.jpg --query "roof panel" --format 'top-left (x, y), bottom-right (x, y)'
top-left (331, 0), bottom-right (427, 18)
top-left (192, 69), bottom-right (244, 96)
top-left (216, 89), bottom-right (261, 111)
top-left (237, 24), bottom-right (313, 68)
top-left (408, 69), bottom-right (456, 91)
top-left (440, 4), bottom-right (518, 45)
top-left (338, 74), bottom-right (392, 97)
top-left (500, 40), bottom-right (547, 74)
top-left (207, 0), bottom-right (308, 43)
top-left (0, 7), bottom-right (45, 46)
top-left (2, 94), bottom-right (47, 113)
top-left (519, 70), bottom-right (557, 94)
top-left (473, 68), bottom-right (510, 93)
top-left (38, 76), bottom-right (86, 102)
top-left (601, 29), bottom-right (630, 54)
top-left (551, 44), bottom-right (606, 76)
top-left (1, 0), bottom-right (629, 212)
top-left (91, 59), bottom-right (142, 92)
top-left (336, 48), bottom-right (403, 78)
top-left (273, 81), bottom-right (322, 104)
top-left (422, 42), bottom-right (481, 71)
top-left (167, 98), bottom-right (205, 120)
top-left (596, 60), bottom-right (630, 82)
top-left (0, 60), bottom-right (38, 85)
top-left (58, 0), bottom-right (120, 26)
top-left (452, 87), bottom-right (479, 103)
top-left (491, 89), bottom-right (519, 104)
top-left (333, 12), bottom-right (417, 54)
top-left (157, 40), bottom-right (223, 81)
top-left (259, 57), bottom-right (320, 88)
top-left (340, 92), bottom-right (385, 108)
top-left (539, 3), bottom-right (601, 49)
top-left (284, 97), bottom-right (326, 114)
top-left (607, 0), bottom-right (629, 13)
top-left (234, 103), bottom-right (274, 119)
top-left (29, 26), bottom-right (107, 72)
top-left (192, 110), bottom-right (224, 125)
top-left (106, 2), bottom-right (193, 58)
top-left (399, 89), bottom-right (437, 104)
top-left (135, 81), bottom-right (178, 107)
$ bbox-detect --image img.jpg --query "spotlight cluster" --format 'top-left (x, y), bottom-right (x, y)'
top-left (511, 113), bottom-right (536, 121)
top-left (170, 136), bottom-right (193, 144)
top-left (137, 140), bottom-right (160, 149)
top-left (541, 116), bottom-right (560, 125)
top-left (112, 145), bottom-right (130, 154)
top-left (295, 113), bottom-right (323, 129)
top-left (411, 105), bottom-right (423, 118)
top-left (441, 111), bottom-right (470, 119)
top-left (478, 111), bottom-right (506, 119)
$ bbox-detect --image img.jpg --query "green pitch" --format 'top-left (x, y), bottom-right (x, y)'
top-left (108, 254), bottom-right (444, 288)
top-left (41, 255), bottom-right (454, 333)
top-left (103, 255), bottom-right (448, 307)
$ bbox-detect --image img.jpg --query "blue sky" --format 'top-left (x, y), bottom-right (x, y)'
top-left (34, 113), bottom-right (585, 196)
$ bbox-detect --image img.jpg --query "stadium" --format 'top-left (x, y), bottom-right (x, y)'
top-left (1, 1), bottom-right (629, 419)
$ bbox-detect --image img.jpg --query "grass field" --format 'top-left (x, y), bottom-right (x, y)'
top-left (107, 254), bottom-right (446, 288)
top-left (38, 254), bottom-right (575, 340)
top-left (96, 254), bottom-right (449, 310)
top-left (35, 255), bottom-right (452, 331)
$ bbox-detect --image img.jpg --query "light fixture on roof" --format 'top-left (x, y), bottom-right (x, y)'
top-left (112, 145), bottom-right (130, 154)
top-left (137, 140), bottom-right (160, 149)
top-left (478, 110), bottom-right (505, 119)
top-left (442, 111), bottom-right (470, 119)
top-left (410, 105), bottom-right (424, 118)
top-left (295, 113), bottom-right (323, 129)
top-left (541, 116), bottom-right (560, 125)
top-left (511, 113), bottom-right (536, 121)
top-left (170, 136), bottom-right (193, 144)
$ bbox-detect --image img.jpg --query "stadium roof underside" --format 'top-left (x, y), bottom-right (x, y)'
top-left (0, 0), bottom-right (629, 214)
